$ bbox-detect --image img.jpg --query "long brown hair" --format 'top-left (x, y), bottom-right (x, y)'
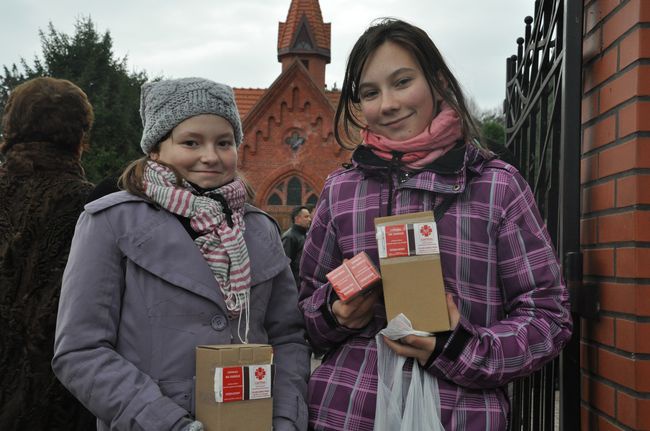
top-left (334, 18), bottom-right (480, 149)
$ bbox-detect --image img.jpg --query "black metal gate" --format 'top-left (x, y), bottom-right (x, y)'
top-left (504, 0), bottom-right (583, 430)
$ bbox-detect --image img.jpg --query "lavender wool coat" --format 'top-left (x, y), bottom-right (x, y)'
top-left (299, 144), bottom-right (572, 431)
top-left (52, 191), bottom-right (310, 431)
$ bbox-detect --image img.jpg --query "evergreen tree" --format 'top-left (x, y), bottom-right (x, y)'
top-left (474, 107), bottom-right (515, 167)
top-left (0, 17), bottom-right (148, 182)
top-left (480, 113), bottom-right (506, 148)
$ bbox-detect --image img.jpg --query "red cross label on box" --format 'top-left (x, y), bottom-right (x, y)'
top-left (248, 364), bottom-right (272, 400)
top-left (413, 222), bottom-right (439, 255)
top-left (255, 367), bottom-right (266, 381)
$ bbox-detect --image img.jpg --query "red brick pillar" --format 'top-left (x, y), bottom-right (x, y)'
top-left (581, 0), bottom-right (650, 429)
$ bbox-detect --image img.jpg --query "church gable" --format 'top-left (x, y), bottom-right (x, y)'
top-left (240, 60), bottom-right (340, 165)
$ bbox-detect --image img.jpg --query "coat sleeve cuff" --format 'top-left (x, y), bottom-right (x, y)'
top-left (320, 285), bottom-right (367, 334)
top-left (301, 283), bottom-right (363, 350)
top-left (422, 331), bottom-right (452, 369)
top-left (135, 396), bottom-right (189, 430)
top-left (273, 394), bottom-right (308, 431)
top-left (441, 324), bottom-right (473, 361)
top-left (425, 316), bottom-right (474, 374)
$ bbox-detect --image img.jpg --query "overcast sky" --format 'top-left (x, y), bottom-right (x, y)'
top-left (1, 1), bottom-right (534, 110)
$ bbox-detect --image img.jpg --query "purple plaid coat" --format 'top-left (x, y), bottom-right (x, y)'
top-left (298, 144), bottom-right (572, 431)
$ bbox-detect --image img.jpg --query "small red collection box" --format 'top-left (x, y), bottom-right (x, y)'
top-left (195, 344), bottom-right (273, 430)
top-left (326, 252), bottom-right (381, 302)
top-left (374, 211), bottom-right (450, 333)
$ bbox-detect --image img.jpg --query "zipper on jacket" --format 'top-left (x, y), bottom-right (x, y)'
top-left (386, 151), bottom-right (403, 216)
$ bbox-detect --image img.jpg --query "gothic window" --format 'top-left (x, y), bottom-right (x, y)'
top-left (268, 193), bottom-right (282, 205)
top-left (287, 177), bottom-right (302, 205)
top-left (266, 176), bottom-right (318, 207)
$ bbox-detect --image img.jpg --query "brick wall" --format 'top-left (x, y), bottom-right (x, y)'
top-left (581, 1), bottom-right (650, 429)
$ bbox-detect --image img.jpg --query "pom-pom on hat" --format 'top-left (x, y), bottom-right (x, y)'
top-left (139, 77), bottom-right (242, 154)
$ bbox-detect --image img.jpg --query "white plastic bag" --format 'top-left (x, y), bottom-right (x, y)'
top-left (374, 314), bottom-right (444, 431)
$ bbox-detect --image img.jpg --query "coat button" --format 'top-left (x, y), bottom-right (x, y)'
top-left (211, 315), bottom-right (227, 331)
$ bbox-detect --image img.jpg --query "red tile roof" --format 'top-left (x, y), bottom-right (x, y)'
top-left (234, 88), bottom-right (267, 119)
top-left (278, 0), bottom-right (330, 52)
top-left (325, 90), bottom-right (341, 108)
top-left (234, 86), bottom-right (338, 123)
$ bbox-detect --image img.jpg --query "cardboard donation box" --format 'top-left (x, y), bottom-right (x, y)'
top-left (326, 252), bottom-right (382, 302)
top-left (196, 344), bottom-right (273, 431)
top-left (374, 211), bottom-right (450, 333)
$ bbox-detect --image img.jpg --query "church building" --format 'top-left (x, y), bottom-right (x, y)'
top-left (233, 0), bottom-right (350, 229)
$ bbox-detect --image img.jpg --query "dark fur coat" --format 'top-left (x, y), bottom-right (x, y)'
top-left (0, 142), bottom-right (96, 430)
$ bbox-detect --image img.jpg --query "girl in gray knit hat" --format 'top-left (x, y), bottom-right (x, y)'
top-left (53, 77), bottom-right (310, 431)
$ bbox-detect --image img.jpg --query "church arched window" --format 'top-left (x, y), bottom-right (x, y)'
top-left (306, 194), bottom-right (318, 205)
top-left (287, 177), bottom-right (302, 205)
top-left (266, 176), bottom-right (318, 207)
top-left (267, 193), bottom-right (282, 205)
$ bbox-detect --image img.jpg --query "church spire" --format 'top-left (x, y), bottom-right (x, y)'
top-left (277, 0), bottom-right (331, 88)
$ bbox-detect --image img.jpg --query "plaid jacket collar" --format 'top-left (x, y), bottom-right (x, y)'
top-left (350, 141), bottom-right (493, 195)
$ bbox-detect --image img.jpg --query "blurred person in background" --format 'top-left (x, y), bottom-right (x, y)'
top-left (282, 205), bottom-right (312, 287)
top-left (0, 77), bottom-right (96, 430)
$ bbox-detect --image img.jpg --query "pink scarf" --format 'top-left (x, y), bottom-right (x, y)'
top-left (361, 103), bottom-right (463, 170)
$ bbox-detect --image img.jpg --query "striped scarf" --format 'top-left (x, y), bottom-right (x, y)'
top-left (142, 161), bottom-right (251, 325)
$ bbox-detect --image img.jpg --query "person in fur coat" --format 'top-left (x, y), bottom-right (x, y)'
top-left (0, 77), bottom-right (97, 430)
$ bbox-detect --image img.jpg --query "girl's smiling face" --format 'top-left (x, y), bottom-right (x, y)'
top-left (150, 114), bottom-right (237, 189)
top-left (358, 41), bottom-right (436, 142)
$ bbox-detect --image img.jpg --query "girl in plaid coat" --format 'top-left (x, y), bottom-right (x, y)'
top-left (299, 19), bottom-right (572, 431)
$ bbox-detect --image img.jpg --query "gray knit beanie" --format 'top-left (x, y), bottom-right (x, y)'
top-left (139, 77), bottom-right (243, 154)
